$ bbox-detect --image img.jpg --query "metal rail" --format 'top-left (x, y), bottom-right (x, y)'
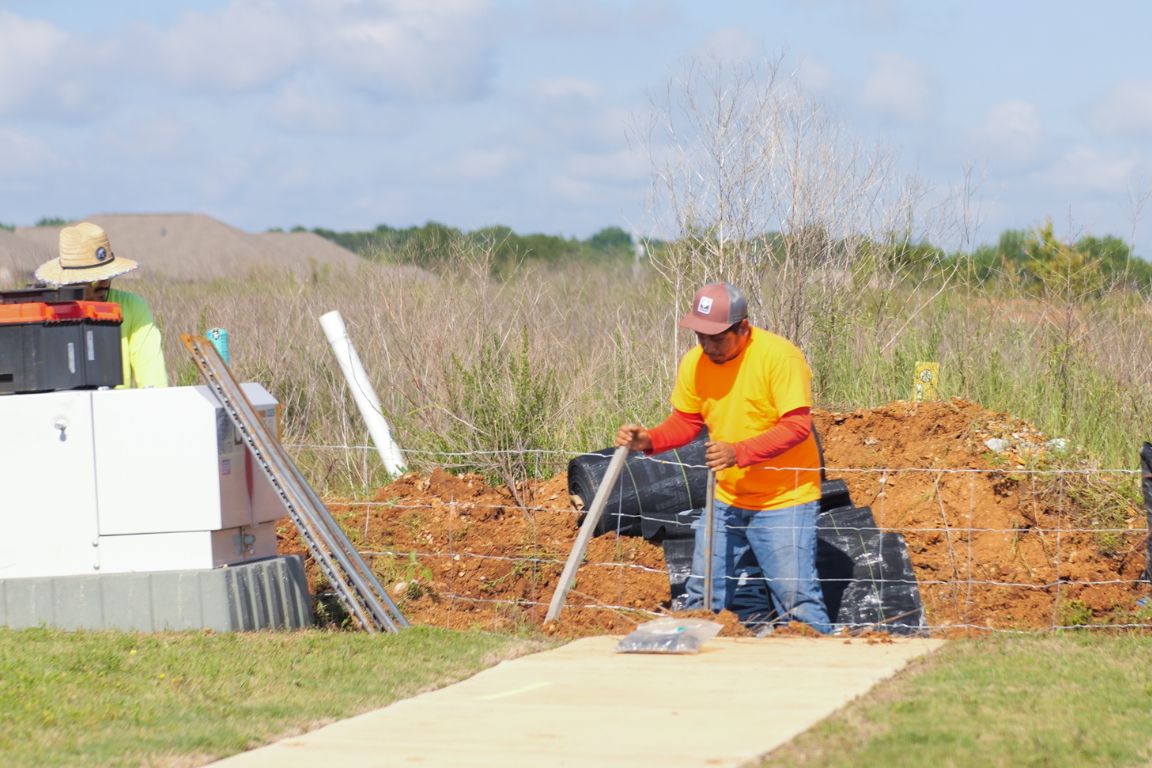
top-left (181, 333), bottom-right (408, 633)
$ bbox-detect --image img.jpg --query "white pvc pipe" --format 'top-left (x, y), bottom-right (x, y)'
top-left (319, 310), bottom-right (407, 477)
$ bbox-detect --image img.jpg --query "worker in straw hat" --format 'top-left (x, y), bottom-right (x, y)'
top-left (616, 282), bottom-right (832, 635)
top-left (35, 222), bottom-right (168, 388)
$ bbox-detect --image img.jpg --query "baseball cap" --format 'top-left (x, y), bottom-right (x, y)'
top-left (679, 282), bottom-right (748, 335)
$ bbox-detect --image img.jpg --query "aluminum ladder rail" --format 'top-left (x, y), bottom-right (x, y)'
top-left (182, 333), bottom-right (408, 633)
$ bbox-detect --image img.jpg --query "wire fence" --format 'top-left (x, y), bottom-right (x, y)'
top-left (286, 443), bottom-right (1152, 636)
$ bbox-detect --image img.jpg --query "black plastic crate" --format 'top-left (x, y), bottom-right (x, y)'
top-left (0, 286), bottom-right (86, 304)
top-left (0, 310), bottom-right (122, 394)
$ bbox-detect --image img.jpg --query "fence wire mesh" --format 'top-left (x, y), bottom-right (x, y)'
top-left (285, 443), bottom-right (1151, 636)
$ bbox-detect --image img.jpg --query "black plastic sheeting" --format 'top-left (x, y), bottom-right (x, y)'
top-left (568, 437), bottom-right (926, 634)
top-left (1142, 442), bottom-right (1152, 582)
top-left (816, 504), bottom-right (925, 633)
top-left (658, 490), bottom-right (925, 634)
top-left (567, 437), bottom-right (709, 539)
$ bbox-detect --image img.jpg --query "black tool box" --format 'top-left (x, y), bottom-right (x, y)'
top-left (0, 298), bottom-right (123, 394)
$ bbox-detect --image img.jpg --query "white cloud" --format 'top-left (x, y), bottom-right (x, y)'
top-left (317, 0), bottom-right (495, 100)
top-left (1088, 80), bottom-right (1152, 139)
top-left (972, 100), bottom-right (1043, 166)
top-left (859, 52), bottom-right (931, 123)
top-left (0, 13), bottom-right (66, 109)
top-left (531, 0), bottom-right (678, 36)
top-left (1038, 146), bottom-right (1141, 192)
top-left (0, 12), bottom-right (112, 118)
top-left (144, 4), bottom-right (306, 92)
top-left (123, 0), bottom-right (496, 101)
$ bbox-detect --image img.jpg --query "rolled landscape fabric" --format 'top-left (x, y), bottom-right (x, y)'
top-left (567, 436), bottom-right (709, 539)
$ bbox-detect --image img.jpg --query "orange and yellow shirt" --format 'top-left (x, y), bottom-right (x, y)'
top-left (671, 326), bottom-right (821, 510)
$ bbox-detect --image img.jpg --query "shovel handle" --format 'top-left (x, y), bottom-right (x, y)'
top-left (702, 469), bottom-right (716, 612)
top-left (545, 444), bottom-right (630, 622)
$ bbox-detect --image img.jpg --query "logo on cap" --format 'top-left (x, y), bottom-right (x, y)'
top-left (96, 247), bottom-right (108, 262)
top-left (697, 296), bottom-right (713, 315)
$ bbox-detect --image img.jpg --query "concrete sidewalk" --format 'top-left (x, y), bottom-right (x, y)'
top-left (209, 635), bottom-right (944, 767)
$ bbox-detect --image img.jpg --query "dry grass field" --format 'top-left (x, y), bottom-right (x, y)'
top-left (4, 214), bottom-right (1150, 489)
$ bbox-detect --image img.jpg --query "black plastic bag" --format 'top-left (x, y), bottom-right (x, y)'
top-left (567, 436), bottom-right (709, 538)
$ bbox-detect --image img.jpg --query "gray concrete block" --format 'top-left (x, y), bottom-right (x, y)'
top-left (54, 575), bottom-right (104, 630)
top-left (5, 578), bottom-right (55, 629)
top-left (151, 570), bottom-right (204, 631)
top-left (0, 556), bottom-right (313, 632)
top-left (101, 572), bottom-right (157, 631)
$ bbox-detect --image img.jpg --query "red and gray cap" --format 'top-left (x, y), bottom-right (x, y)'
top-left (679, 282), bottom-right (748, 334)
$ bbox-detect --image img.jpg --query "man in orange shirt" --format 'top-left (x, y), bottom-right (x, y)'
top-left (616, 282), bottom-right (832, 634)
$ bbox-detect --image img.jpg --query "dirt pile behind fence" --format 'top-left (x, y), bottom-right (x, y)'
top-left (281, 398), bottom-right (1150, 637)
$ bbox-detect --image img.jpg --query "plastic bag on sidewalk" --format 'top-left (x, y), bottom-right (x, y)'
top-left (615, 617), bottom-right (722, 654)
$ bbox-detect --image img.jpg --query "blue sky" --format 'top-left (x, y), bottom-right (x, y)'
top-left (2, 1), bottom-right (1151, 255)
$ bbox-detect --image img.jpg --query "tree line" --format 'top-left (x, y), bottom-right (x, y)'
top-left (296, 218), bottom-right (1151, 294)
top-left (280, 222), bottom-right (639, 278)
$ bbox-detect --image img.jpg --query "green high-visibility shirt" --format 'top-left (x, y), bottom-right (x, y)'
top-left (108, 287), bottom-right (168, 389)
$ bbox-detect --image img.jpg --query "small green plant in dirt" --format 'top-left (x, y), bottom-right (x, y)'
top-left (480, 543), bottom-right (552, 596)
top-left (1058, 599), bottom-right (1094, 628)
top-left (366, 551), bottom-right (434, 604)
top-left (437, 327), bottom-right (562, 491)
top-left (398, 553), bottom-right (434, 600)
top-left (1102, 597), bottom-right (1152, 627)
top-left (1056, 470), bottom-right (1141, 558)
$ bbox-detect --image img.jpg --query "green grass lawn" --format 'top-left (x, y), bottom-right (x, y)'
top-left (6, 628), bottom-right (1152, 767)
top-left (764, 634), bottom-right (1152, 768)
top-left (0, 626), bottom-right (548, 768)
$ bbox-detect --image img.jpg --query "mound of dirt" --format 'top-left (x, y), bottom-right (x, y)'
top-left (281, 398), bottom-right (1150, 637)
top-left (5, 213), bottom-right (369, 282)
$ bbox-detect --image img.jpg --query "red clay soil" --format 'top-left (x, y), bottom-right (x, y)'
top-left (279, 398), bottom-right (1150, 638)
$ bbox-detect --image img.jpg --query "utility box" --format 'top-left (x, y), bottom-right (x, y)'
top-left (0, 383), bottom-right (284, 579)
top-left (0, 389), bottom-right (101, 578)
top-left (0, 301), bottom-right (123, 394)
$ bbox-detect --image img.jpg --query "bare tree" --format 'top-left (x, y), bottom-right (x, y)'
top-left (643, 55), bottom-right (960, 365)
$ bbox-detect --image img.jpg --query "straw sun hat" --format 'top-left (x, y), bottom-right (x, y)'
top-left (34, 222), bottom-right (138, 285)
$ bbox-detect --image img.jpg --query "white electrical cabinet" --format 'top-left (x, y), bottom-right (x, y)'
top-left (0, 390), bottom-right (100, 579)
top-left (0, 384), bottom-right (286, 578)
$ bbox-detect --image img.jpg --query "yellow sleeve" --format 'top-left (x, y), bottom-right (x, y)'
top-left (110, 288), bottom-right (169, 388)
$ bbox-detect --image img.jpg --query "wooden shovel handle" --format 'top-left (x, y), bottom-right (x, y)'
top-left (545, 444), bottom-right (630, 622)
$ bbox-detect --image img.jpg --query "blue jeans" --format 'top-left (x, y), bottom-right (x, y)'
top-left (685, 499), bottom-right (832, 634)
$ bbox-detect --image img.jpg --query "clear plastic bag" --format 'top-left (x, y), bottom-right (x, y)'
top-left (615, 617), bottom-right (723, 654)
